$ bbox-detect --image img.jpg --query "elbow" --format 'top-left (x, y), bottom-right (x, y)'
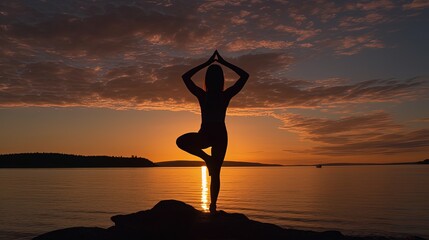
top-left (182, 72), bottom-right (193, 80)
top-left (243, 72), bottom-right (249, 81)
top-left (243, 72), bottom-right (249, 80)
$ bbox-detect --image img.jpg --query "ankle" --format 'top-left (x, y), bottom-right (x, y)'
top-left (209, 203), bottom-right (217, 213)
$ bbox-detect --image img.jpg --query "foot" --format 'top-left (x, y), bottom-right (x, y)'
top-left (209, 203), bottom-right (217, 214)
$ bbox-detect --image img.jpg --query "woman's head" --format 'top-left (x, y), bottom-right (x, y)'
top-left (205, 64), bottom-right (224, 92)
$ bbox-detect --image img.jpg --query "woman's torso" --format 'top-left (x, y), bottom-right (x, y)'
top-left (198, 92), bottom-right (229, 132)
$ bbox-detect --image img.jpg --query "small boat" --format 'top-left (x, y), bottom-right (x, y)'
top-left (316, 164), bottom-right (322, 168)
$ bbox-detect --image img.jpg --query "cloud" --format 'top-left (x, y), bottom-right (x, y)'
top-left (230, 10), bottom-right (251, 25)
top-left (1, 0), bottom-right (423, 63)
top-left (278, 111), bottom-right (429, 155)
top-left (413, 117), bottom-right (429, 122)
top-left (0, 62), bottom-right (98, 106)
top-left (0, 1), bottom-right (427, 110)
top-left (335, 35), bottom-right (384, 55)
top-left (226, 39), bottom-right (293, 51)
top-left (1, 50), bottom-right (427, 110)
top-left (403, 0), bottom-right (429, 10)
top-left (311, 129), bottom-right (429, 155)
top-left (5, 5), bottom-right (214, 56)
top-left (233, 76), bottom-right (427, 108)
top-left (278, 111), bottom-right (400, 138)
top-left (338, 13), bottom-right (387, 29)
top-left (274, 25), bottom-right (320, 41)
top-left (346, 0), bottom-right (395, 11)
top-left (197, 0), bottom-right (244, 13)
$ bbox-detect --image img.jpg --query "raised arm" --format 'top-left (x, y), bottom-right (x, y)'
top-left (182, 52), bottom-right (216, 97)
top-left (216, 51), bottom-right (249, 98)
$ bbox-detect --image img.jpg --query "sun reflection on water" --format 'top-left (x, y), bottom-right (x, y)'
top-left (201, 166), bottom-right (209, 212)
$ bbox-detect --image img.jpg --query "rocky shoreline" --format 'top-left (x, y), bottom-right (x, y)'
top-left (34, 200), bottom-right (426, 240)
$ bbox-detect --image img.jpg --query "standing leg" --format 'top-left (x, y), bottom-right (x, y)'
top-left (210, 172), bottom-right (220, 213)
top-left (209, 134), bottom-right (227, 213)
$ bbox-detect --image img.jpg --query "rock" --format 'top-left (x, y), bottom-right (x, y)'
top-left (34, 200), bottom-right (426, 240)
top-left (110, 200), bottom-right (200, 239)
top-left (34, 227), bottom-right (107, 240)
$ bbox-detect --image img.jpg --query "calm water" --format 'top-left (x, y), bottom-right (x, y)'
top-left (0, 165), bottom-right (428, 240)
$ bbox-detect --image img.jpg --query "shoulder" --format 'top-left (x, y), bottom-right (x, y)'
top-left (222, 90), bottom-right (234, 101)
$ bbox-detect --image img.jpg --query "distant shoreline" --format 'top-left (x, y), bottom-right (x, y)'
top-left (0, 153), bottom-right (427, 168)
top-left (283, 159), bottom-right (429, 167)
top-left (0, 153), bottom-right (281, 168)
top-left (156, 160), bottom-right (282, 167)
top-left (0, 153), bottom-right (155, 168)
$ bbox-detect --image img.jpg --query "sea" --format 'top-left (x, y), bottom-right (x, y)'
top-left (0, 165), bottom-right (428, 240)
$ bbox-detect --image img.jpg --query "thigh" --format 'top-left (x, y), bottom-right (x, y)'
top-left (211, 132), bottom-right (228, 166)
top-left (178, 132), bottom-right (211, 149)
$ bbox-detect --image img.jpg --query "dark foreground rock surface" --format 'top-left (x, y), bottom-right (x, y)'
top-left (34, 200), bottom-right (425, 240)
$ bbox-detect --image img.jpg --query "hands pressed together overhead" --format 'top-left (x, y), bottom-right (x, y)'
top-left (182, 49), bottom-right (248, 95)
top-left (207, 50), bottom-right (226, 65)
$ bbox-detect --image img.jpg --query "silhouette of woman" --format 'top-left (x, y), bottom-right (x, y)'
top-left (176, 50), bottom-right (249, 213)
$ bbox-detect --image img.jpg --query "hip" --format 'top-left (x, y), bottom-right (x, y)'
top-left (199, 122), bottom-right (227, 139)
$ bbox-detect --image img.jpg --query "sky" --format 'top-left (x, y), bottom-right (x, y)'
top-left (0, 0), bottom-right (428, 164)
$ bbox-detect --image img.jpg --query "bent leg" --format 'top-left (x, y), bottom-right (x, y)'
top-left (176, 133), bottom-right (210, 162)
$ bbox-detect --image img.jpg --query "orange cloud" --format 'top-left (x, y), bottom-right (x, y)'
top-left (226, 39), bottom-right (293, 51)
top-left (274, 25), bottom-right (320, 41)
top-left (335, 35), bottom-right (384, 55)
top-left (278, 111), bottom-right (429, 155)
top-left (403, 0), bottom-right (429, 10)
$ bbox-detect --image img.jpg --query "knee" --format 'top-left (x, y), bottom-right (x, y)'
top-left (176, 135), bottom-right (187, 150)
top-left (210, 167), bottom-right (221, 179)
top-left (211, 174), bottom-right (220, 185)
